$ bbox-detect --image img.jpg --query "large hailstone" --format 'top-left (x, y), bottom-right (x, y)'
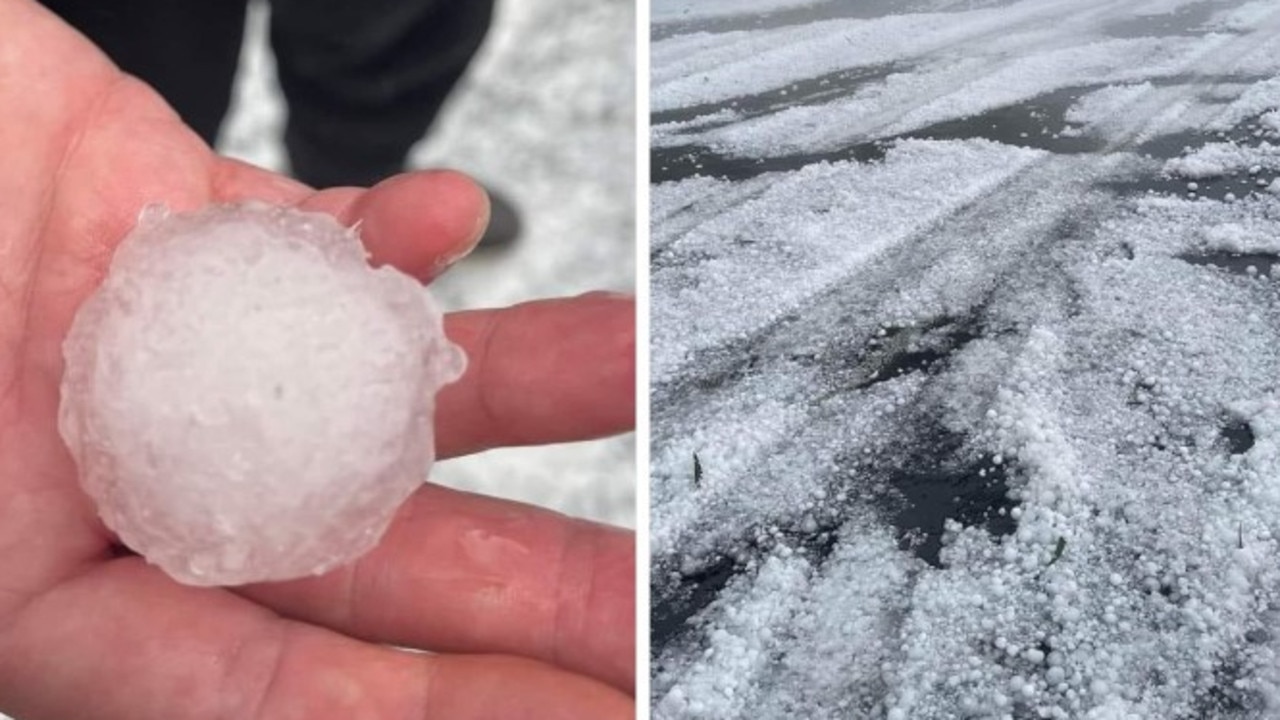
top-left (58, 203), bottom-right (466, 586)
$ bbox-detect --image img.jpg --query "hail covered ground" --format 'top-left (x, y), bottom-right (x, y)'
top-left (650, 1), bottom-right (1280, 717)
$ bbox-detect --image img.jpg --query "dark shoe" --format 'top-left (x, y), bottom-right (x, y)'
top-left (475, 185), bottom-right (521, 250)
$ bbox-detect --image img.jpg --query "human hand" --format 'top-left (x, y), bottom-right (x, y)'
top-left (0, 1), bottom-right (635, 717)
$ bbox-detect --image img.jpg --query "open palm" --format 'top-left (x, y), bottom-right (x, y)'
top-left (0, 1), bottom-right (635, 717)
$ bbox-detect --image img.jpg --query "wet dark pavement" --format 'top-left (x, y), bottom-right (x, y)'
top-left (651, 4), bottom-right (1280, 706)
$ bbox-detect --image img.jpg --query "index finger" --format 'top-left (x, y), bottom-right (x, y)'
top-left (436, 292), bottom-right (636, 458)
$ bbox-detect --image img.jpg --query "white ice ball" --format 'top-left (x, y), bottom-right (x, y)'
top-left (58, 203), bottom-right (466, 586)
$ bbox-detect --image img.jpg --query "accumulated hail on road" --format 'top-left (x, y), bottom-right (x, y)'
top-left (650, 0), bottom-right (1280, 717)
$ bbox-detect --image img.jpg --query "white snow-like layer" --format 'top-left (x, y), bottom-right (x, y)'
top-left (657, 526), bottom-right (914, 717)
top-left (652, 0), bottom-right (825, 25)
top-left (1205, 75), bottom-right (1280, 132)
top-left (651, 3), bottom-right (1081, 112)
top-left (656, 185), bottom-right (1280, 720)
top-left (1208, 0), bottom-right (1280, 33)
top-left (653, 0), bottom-right (1280, 158)
top-left (1164, 140), bottom-right (1280, 179)
top-left (655, 550), bottom-right (813, 718)
top-left (1064, 82), bottom-right (1156, 129)
top-left (652, 138), bottom-right (1044, 383)
top-left (1262, 110), bottom-right (1280, 133)
top-left (653, 0), bottom-right (1280, 717)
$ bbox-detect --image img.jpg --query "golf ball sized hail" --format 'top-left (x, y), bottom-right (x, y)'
top-left (58, 203), bottom-right (466, 586)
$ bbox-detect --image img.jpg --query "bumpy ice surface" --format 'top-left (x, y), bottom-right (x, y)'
top-left (59, 203), bottom-right (465, 586)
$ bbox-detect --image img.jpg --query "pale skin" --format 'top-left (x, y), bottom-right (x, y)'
top-left (0, 0), bottom-right (636, 717)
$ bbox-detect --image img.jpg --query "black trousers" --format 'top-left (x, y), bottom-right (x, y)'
top-left (41, 0), bottom-right (495, 188)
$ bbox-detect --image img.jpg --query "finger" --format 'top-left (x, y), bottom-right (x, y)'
top-left (435, 292), bottom-right (636, 459)
top-left (213, 161), bottom-right (490, 282)
top-left (237, 484), bottom-right (636, 694)
top-left (295, 171), bottom-right (490, 282)
top-left (0, 558), bottom-right (632, 719)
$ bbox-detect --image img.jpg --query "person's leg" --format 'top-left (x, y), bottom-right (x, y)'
top-left (268, 0), bottom-right (496, 189)
top-left (37, 0), bottom-right (249, 147)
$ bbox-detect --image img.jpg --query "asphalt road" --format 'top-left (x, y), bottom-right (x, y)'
top-left (651, 1), bottom-right (1280, 717)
